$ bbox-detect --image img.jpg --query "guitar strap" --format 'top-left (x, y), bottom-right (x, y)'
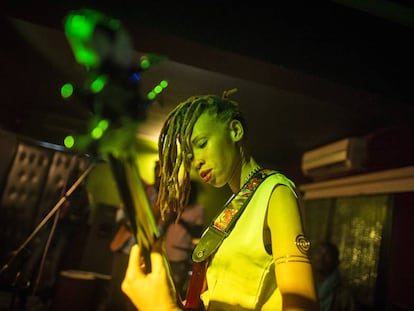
top-left (184, 169), bottom-right (276, 309)
top-left (192, 168), bottom-right (276, 263)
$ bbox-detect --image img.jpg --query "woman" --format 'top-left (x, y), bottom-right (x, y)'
top-left (122, 92), bottom-right (319, 310)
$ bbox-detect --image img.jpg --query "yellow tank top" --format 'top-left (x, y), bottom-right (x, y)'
top-left (200, 173), bottom-right (297, 310)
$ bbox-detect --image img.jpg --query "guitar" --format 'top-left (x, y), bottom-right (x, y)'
top-left (183, 260), bottom-right (207, 310)
top-left (63, 8), bottom-right (205, 309)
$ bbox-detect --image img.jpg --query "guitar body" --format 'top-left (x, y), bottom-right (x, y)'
top-left (182, 260), bottom-right (207, 310)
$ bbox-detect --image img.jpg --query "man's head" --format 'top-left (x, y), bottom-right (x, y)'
top-left (311, 241), bottom-right (340, 277)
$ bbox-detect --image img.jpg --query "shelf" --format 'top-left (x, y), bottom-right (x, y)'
top-left (299, 166), bottom-right (414, 200)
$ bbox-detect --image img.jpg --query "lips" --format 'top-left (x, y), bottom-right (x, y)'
top-left (200, 169), bottom-right (212, 183)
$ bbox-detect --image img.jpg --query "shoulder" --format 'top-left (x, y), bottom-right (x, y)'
top-left (266, 171), bottom-right (298, 203)
top-left (269, 184), bottom-right (299, 215)
top-left (260, 170), bottom-right (296, 192)
top-left (266, 173), bottom-right (303, 233)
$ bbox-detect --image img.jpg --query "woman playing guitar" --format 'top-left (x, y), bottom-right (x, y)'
top-left (121, 93), bottom-right (319, 311)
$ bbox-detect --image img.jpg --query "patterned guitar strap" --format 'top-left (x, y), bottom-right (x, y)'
top-left (184, 168), bottom-right (276, 310)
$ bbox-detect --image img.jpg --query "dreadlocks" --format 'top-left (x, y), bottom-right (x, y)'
top-left (156, 91), bottom-right (246, 220)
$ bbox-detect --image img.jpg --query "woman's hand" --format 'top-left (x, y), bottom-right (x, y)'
top-left (122, 244), bottom-right (181, 311)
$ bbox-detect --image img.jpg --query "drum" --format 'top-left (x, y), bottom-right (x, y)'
top-left (51, 270), bottom-right (102, 311)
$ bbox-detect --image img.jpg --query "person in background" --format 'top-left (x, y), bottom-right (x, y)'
top-left (162, 181), bottom-right (205, 299)
top-left (311, 241), bottom-right (357, 311)
top-left (122, 92), bottom-right (319, 310)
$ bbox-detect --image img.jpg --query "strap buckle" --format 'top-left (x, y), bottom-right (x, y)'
top-left (192, 226), bottom-right (227, 263)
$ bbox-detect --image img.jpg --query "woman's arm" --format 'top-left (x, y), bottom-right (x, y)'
top-left (122, 244), bottom-right (182, 311)
top-left (267, 185), bottom-right (319, 311)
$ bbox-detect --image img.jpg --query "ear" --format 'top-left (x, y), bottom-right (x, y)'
top-left (229, 119), bottom-right (244, 142)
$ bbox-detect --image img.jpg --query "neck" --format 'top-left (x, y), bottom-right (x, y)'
top-left (229, 158), bottom-right (260, 193)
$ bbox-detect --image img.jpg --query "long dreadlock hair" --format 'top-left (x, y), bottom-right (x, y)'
top-left (156, 90), bottom-right (247, 220)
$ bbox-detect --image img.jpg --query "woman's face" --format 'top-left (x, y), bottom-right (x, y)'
top-left (190, 112), bottom-right (240, 188)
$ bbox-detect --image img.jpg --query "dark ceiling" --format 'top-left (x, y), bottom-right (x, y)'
top-left (5, 1), bottom-right (413, 100)
top-left (1, 1), bottom-right (414, 182)
top-left (126, 2), bottom-right (413, 102)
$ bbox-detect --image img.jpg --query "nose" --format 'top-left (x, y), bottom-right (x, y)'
top-left (193, 158), bottom-right (205, 171)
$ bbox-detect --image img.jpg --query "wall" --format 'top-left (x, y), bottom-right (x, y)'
top-left (387, 193), bottom-right (414, 310)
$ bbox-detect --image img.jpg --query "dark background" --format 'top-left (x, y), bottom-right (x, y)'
top-left (1, 2), bottom-right (414, 310)
top-left (1, 1), bottom-right (414, 181)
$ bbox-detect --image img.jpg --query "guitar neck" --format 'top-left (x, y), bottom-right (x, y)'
top-left (108, 154), bottom-right (160, 272)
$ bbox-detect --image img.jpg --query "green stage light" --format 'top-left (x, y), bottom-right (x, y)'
top-left (64, 135), bottom-right (75, 148)
top-left (61, 83), bottom-right (74, 98)
top-left (90, 75), bottom-right (107, 93)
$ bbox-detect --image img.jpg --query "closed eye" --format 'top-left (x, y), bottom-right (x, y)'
top-left (193, 139), bottom-right (207, 149)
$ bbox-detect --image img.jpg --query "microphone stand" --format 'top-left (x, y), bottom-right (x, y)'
top-left (0, 161), bottom-right (96, 308)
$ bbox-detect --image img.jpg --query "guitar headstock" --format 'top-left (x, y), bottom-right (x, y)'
top-left (62, 8), bottom-right (167, 158)
top-left (62, 8), bottom-right (168, 274)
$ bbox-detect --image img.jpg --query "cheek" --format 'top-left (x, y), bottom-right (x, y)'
top-left (199, 135), bottom-right (236, 165)
top-left (215, 143), bottom-right (238, 173)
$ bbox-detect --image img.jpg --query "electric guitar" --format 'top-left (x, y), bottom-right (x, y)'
top-left (63, 8), bottom-right (206, 310)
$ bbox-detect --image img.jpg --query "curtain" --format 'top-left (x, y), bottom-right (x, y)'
top-left (304, 194), bottom-right (390, 308)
